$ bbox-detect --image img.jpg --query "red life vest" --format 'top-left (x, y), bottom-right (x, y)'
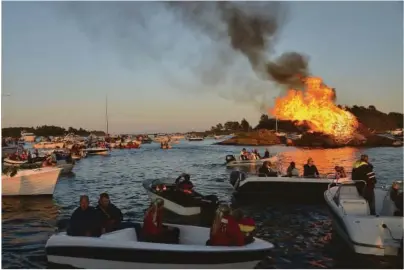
top-left (210, 215), bottom-right (245, 246)
top-left (178, 182), bottom-right (193, 194)
top-left (142, 208), bottom-right (163, 236)
top-left (238, 217), bottom-right (256, 236)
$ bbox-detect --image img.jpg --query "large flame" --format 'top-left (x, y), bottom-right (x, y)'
top-left (270, 77), bottom-right (359, 142)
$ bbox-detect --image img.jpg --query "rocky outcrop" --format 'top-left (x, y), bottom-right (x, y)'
top-left (216, 129), bottom-right (281, 146)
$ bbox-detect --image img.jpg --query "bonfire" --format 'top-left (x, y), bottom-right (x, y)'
top-left (270, 77), bottom-right (359, 144)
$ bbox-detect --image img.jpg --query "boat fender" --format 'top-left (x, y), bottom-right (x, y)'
top-left (226, 155), bottom-right (236, 163)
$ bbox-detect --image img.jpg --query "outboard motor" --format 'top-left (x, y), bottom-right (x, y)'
top-left (226, 155), bottom-right (236, 163)
top-left (230, 170), bottom-right (246, 189)
top-left (200, 195), bottom-right (220, 227)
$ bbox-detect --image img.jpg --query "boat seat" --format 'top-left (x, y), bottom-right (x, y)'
top-left (340, 199), bottom-right (369, 215)
top-left (338, 186), bottom-right (363, 200)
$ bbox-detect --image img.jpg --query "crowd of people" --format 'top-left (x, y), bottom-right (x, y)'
top-left (240, 148), bottom-right (270, 160)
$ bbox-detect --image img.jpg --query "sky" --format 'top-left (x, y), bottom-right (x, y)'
top-left (1, 1), bottom-right (403, 134)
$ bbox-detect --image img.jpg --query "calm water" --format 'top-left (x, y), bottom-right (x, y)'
top-left (2, 140), bottom-right (403, 268)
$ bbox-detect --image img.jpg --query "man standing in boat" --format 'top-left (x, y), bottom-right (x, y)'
top-left (352, 154), bottom-right (377, 215)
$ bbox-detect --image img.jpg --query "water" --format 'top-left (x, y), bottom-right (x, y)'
top-left (2, 140), bottom-right (403, 268)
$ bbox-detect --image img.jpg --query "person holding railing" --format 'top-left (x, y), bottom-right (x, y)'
top-left (352, 154), bottom-right (377, 215)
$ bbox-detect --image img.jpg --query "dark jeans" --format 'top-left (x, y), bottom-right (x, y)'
top-left (363, 188), bottom-right (376, 215)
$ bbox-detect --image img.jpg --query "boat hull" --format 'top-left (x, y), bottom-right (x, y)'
top-left (33, 142), bottom-right (65, 149)
top-left (23, 135), bottom-right (36, 142)
top-left (226, 156), bottom-right (278, 167)
top-left (2, 167), bottom-right (62, 196)
top-left (324, 186), bottom-right (404, 257)
top-left (47, 255), bottom-right (260, 269)
top-left (85, 148), bottom-right (110, 156)
top-left (147, 191), bottom-right (201, 216)
top-left (232, 175), bottom-right (351, 203)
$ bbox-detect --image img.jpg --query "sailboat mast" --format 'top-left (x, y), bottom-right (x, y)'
top-left (105, 94), bottom-right (109, 135)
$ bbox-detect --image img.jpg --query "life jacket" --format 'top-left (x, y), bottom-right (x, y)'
top-left (178, 182), bottom-right (193, 193)
top-left (238, 217), bottom-right (256, 236)
top-left (210, 215), bottom-right (245, 246)
top-left (142, 208), bottom-right (163, 236)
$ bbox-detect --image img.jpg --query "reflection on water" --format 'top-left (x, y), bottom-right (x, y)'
top-left (2, 197), bottom-right (59, 268)
top-left (1, 141), bottom-right (403, 268)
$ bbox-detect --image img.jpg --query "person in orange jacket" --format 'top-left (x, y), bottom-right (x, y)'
top-left (142, 198), bottom-right (179, 243)
top-left (207, 204), bottom-right (245, 246)
top-left (232, 209), bottom-right (256, 244)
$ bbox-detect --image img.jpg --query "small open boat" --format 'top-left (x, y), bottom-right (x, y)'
top-left (84, 148), bottom-right (110, 156)
top-left (143, 179), bottom-right (219, 216)
top-left (226, 155), bottom-right (278, 167)
top-left (45, 222), bottom-right (274, 269)
top-left (324, 181), bottom-right (403, 258)
top-left (2, 167), bottom-right (62, 196)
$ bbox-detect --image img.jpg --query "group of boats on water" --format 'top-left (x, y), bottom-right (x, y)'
top-left (1, 131), bottom-right (403, 268)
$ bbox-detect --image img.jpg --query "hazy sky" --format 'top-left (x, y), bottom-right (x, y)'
top-left (2, 1), bottom-right (403, 133)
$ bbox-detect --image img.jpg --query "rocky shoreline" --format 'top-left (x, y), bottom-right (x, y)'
top-left (216, 129), bottom-right (403, 148)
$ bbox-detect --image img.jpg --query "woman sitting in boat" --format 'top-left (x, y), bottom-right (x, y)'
top-left (207, 204), bottom-right (245, 246)
top-left (231, 209), bottom-right (256, 244)
top-left (303, 158), bottom-right (320, 178)
top-left (240, 148), bottom-right (248, 160)
top-left (258, 161), bottom-right (278, 177)
top-left (286, 162), bottom-right (299, 177)
top-left (175, 173), bottom-right (194, 194)
top-left (142, 198), bottom-right (179, 244)
top-left (334, 166), bottom-right (347, 179)
top-left (67, 195), bottom-right (100, 237)
top-left (96, 193), bottom-right (123, 234)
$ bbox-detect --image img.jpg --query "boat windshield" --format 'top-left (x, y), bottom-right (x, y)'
top-left (150, 179), bottom-right (175, 187)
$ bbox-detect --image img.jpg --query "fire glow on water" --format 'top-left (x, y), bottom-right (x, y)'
top-left (271, 77), bottom-right (359, 142)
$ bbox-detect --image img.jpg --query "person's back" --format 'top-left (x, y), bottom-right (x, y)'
top-left (352, 158), bottom-right (377, 215)
top-left (210, 215), bottom-right (244, 246)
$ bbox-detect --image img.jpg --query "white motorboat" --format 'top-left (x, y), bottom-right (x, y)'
top-left (2, 167), bottom-right (62, 196)
top-left (143, 178), bottom-right (219, 216)
top-left (84, 148), bottom-right (110, 156)
top-left (21, 131), bottom-right (36, 142)
top-left (33, 142), bottom-right (65, 149)
top-left (225, 155), bottom-right (278, 167)
top-left (2, 145), bottom-right (18, 156)
top-left (188, 136), bottom-right (204, 141)
top-left (45, 223), bottom-right (274, 269)
top-left (229, 171), bottom-right (352, 203)
top-left (324, 181), bottom-right (403, 257)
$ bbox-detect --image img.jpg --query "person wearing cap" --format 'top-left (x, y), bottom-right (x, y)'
top-left (96, 193), bottom-right (123, 234)
top-left (142, 198), bottom-right (179, 243)
top-left (232, 209), bottom-right (256, 244)
top-left (207, 204), bottom-right (245, 246)
top-left (352, 154), bottom-right (377, 215)
top-left (67, 195), bottom-right (99, 237)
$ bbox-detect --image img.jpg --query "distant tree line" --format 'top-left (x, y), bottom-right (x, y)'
top-left (207, 105), bottom-right (403, 134)
top-left (209, 118), bottom-right (252, 134)
top-left (2, 125), bottom-right (106, 138)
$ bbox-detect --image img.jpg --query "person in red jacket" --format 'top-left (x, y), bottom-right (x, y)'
top-left (232, 209), bottom-right (256, 244)
top-left (207, 204), bottom-right (245, 246)
top-left (142, 198), bottom-right (179, 244)
top-left (175, 173), bottom-right (194, 194)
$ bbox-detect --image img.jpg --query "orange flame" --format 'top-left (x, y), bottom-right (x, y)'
top-left (270, 77), bottom-right (359, 142)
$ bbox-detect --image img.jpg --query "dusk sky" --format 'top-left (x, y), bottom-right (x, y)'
top-left (2, 1), bottom-right (403, 134)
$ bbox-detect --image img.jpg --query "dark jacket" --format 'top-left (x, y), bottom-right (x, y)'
top-left (96, 203), bottom-right (123, 232)
top-left (263, 151), bottom-right (270, 159)
top-left (351, 161), bottom-right (376, 190)
top-left (258, 166), bottom-right (277, 177)
top-left (303, 164), bottom-right (319, 177)
top-left (68, 206), bottom-right (100, 236)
